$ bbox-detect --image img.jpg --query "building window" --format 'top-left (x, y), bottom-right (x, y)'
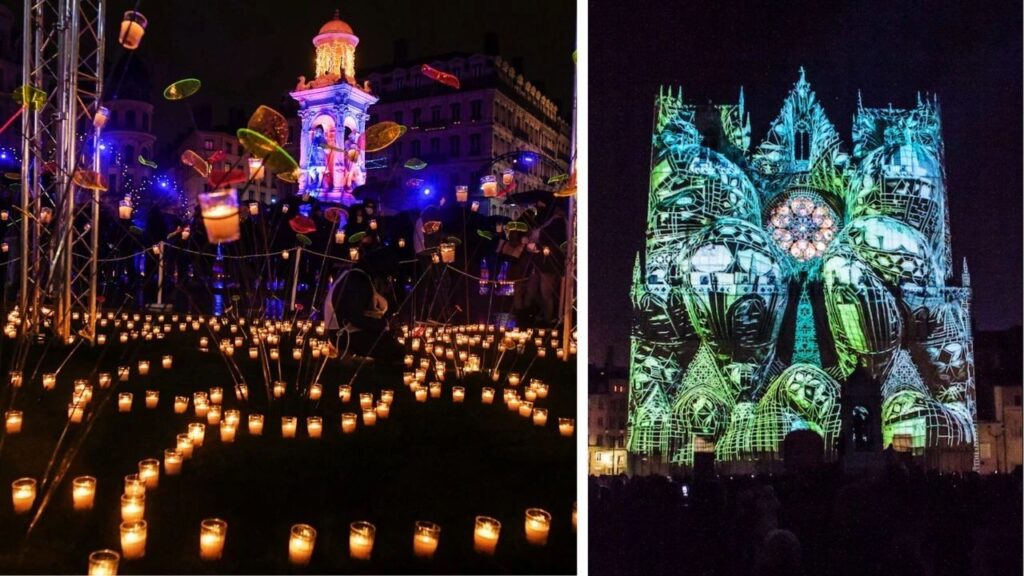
top-left (449, 136), bottom-right (460, 157)
top-left (142, 112), bottom-right (150, 131)
top-left (126, 110), bottom-right (136, 130)
top-left (451, 103), bottom-right (461, 123)
top-left (203, 138), bottom-right (214, 151)
top-left (394, 78), bottom-right (404, 90)
top-left (469, 134), bottom-right (481, 156)
top-left (470, 100), bottom-right (482, 121)
top-left (394, 111), bottom-right (403, 125)
top-left (411, 140), bottom-right (421, 157)
top-left (412, 108), bottom-right (422, 126)
top-left (430, 137), bottom-right (440, 155)
top-left (123, 145), bottom-right (134, 162)
top-left (431, 106), bottom-right (441, 123)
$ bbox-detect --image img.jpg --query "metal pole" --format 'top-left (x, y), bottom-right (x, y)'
top-left (18, 0), bottom-right (32, 325)
top-left (156, 242), bottom-right (164, 305)
top-left (290, 247), bottom-right (302, 310)
top-left (560, 47), bottom-right (578, 361)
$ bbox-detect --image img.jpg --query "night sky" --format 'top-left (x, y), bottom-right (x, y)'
top-left (97, 0), bottom-right (575, 150)
top-left (589, 0), bottom-right (1023, 365)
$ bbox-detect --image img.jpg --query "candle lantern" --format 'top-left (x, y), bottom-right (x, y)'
top-left (288, 523), bottom-right (317, 566)
top-left (174, 396), bottom-right (189, 414)
top-left (176, 434), bottom-right (194, 459)
top-left (199, 189), bottom-right (240, 243)
top-left (119, 520), bottom-right (147, 560)
top-left (123, 474), bottom-right (145, 498)
top-left (72, 476), bottom-right (97, 510)
top-left (381, 389), bottom-right (395, 405)
top-left (5, 410), bottom-right (23, 434)
top-left (473, 516), bottom-right (501, 555)
top-left (536, 383), bottom-right (549, 399)
top-left (68, 402), bottom-right (86, 423)
top-left (164, 449), bottom-right (183, 476)
top-left (118, 11), bottom-right (147, 49)
top-left (248, 414), bottom-right (264, 436)
top-left (471, 200), bottom-right (480, 212)
top-left (456, 185), bottom-right (468, 203)
top-left (281, 416), bottom-right (297, 438)
top-left (349, 247), bottom-right (360, 261)
top-left (334, 230), bottom-right (346, 244)
top-left (309, 383), bottom-right (322, 400)
top-left (439, 243), bottom-right (456, 263)
top-left (118, 196), bottom-right (133, 220)
top-left (349, 521), bottom-right (376, 561)
top-left (429, 382), bottom-right (442, 399)
top-left (374, 401), bottom-right (390, 419)
top-left (532, 408), bottom-right (548, 426)
top-left (144, 390), bottom-right (159, 409)
top-left (9, 370), bottom-right (22, 387)
top-left (558, 417), bottom-right (575, 437)
top-left (415, 387), bottom-right (427, 402)
top-left (369, 218), bottom-right (378, 230)
top-left (573, 502), bottom-right (577, 532)
top-left (120, 494), bottom-right (145, 522)
top-left (306, 416), bottom-right (323, 439)
top-left (219, 423), bottom-right (236, 443)
top-left (161, 355), bottom-right (173, 369)
top-left (398, 237), bottom-right (406, 248)
top-left (480, 175), bottom-right (497, 197)
top-left (41, 372), bottom-right (56, 390)
top-left (138, 458), bottom-right (160, 488)
top-left (502, 168), bottom-right (515, 187)
top-left (292, 347), bottom-right (302, 360)
top-left (87, 549), bottom-right (120, 575)
top-left (338, 385), bottom-right (352, 402)
top-left (359, 393), bottom-right (373, 410)
top-left (137, 360), bottom-right (150, 376)
top-left (209, 387), bottom-right (223, 404)
top-left (525, 388), bottom-right (538, 402)
top-left (269, 348), bottom-right (280, 361)
top-left (362, 410), bottom-right (377, 426)
top-left (481, 387), bottom-right (495, 404)
top-left (12, 477), bottom-right (37, 514)
top-left (413, 520), bottom-right (441, 559)
top-left (40, 206), bottom-right (53, 224)
top-left (99, 372), bottom-right (112, 388)
top-left (188, 423), bottom-right (206, 447)
top-left (341, 412), bottom-right (357, 434)
top-left (224, 409), bottom-right (240, 427)
top-left (199, 518), bottom-right (228, 561)
top-left (97, 334), bottom-right (107, 345)
top-left (403, 354), bottom-right (414, 367)
top-left (524, 508), bottom-right (552, 546)
top-left (508, 372), bottom-right (521, 387)
top-left (518, 400), bottom-right (533, 418)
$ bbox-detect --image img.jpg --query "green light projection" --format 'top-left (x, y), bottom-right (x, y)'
top-left (629, 70), bottom-right (977, 470)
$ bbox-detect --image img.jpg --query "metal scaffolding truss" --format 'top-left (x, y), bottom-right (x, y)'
top-left (20, 0), bottom-right (105, 340)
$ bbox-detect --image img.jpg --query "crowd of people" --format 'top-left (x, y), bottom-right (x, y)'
top-left (589, 462), bottom-right (1022, 576)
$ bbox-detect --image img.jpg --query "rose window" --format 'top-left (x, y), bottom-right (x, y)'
top-left (767, 195), bottom-right (838, 261)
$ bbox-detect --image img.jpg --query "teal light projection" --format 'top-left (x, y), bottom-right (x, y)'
top-left (629, 69), bottom-right (977, 470)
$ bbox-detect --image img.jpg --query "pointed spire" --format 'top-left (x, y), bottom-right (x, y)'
top-left (738, 85), bottom-right (746, 116)
top-left (857, 89), bottom-right (863, 111)
top-left (798, 66), bottom-right (807, 84)
top-left (962, 257), bottom-right (971, 287)
top-left (332, 7), bottom-right (340, 20)
top-left (916, 91), bottom-right (923, 107)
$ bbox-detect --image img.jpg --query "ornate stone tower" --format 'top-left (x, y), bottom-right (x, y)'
top-left (290, 10), bottom-right (378, 205)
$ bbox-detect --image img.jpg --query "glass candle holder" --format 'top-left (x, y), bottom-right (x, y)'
top-left (118, 10), bottom-right (147, 49)
top-left (219, 423), bottom-right (236, 443)
top-left (138, 459), bottom-right (160, 489)
top-left (188, 423), bottom-right (206, 447)
top-left (473, 516), bottom-right (501, 555)
top-left (341, 413), bottom-right (357, 434)
top-left (248, 414), bottom-right (264, 436)
top-left (362, 410), bottom-right (377, 427)
top-left (137, 360), bottom-right (150, 376)
top-left (87, 549), bottom-right (120, 575)
top-left (11, 478), bottom-right (37, 514)
top-left (413, 520), bottom-right (441, 559)
top-left (415, 387), bottom-right (427, 402)
top-left (306, 416), bottom-right (323, 439)
top-left (199, 189), bottom-right (240, 243)
top-left (349, 521), bottom-right (376, 561)
top-left (164, 449), bottom-right (183, 476)
top-left (173, 396), bottom-right (189, 414)
top-left (524, 508), bottom-right (551, 546)
top-left (281, 416), bottom-right (297, 438)
top-left (452, 386), bottom-right (465, 403)
top-left (73, 476), bottom-right (97, 510)
top-left (120, 494), bottom-right (145, 522)
top-left (309, 383), bottom-right (322, 400)
top-left (119, 520), bottom-right (147, 560)
top-left (42, 372), bottom-right (56, 390)
top-left (207, 405), bottom-right (222, 426)
top-left (272, 380), bottom-right (285, 398)
top-left (144, 390), bottom-right (159, 409)
top-left (199, 518), bottom-right (228, 561)
top-left (338, 385), bottom-right (352, 402)
top-left (374, 401), bottom-right (390, 419)
top-left (480, 175), bottom-right (497, 197)
top-left (224, 409), bottom-right (240, 427)
top-left (559, 418), bottom-right (575, 437)
top-left (176, 434), bottom-right (194, 460)
top-left (123, 474), bottom-right (145, 498)
top-left (161, 355), bottom-right (173, 369)
top-left (532, 408), bottom-right (548, 426)
top-left (5, 410), bottom-right (23, 434)
top-left (359, 393), bottom-right (374, 411)
top-left (209, 387), bottom-right (223, 404)
top-left (481, 387), bottom-right (495, 404)
top-left (288, 523), bottom-right (316, 566)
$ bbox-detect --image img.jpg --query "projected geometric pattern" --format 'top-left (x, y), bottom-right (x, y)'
top-left (629, 70), bottom-right (977, 471)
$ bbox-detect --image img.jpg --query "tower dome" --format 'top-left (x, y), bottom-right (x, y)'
top-left (313, 9), bottom-right (359, 82)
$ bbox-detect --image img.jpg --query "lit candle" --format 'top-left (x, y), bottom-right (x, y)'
top-left (309, 383), bottom-right (322, 400)
top-left (72, 476), bottom-right (97, 510)
top-left (413, 520), bottom-right (441, 559)
top-left (362, 410), bottom-right (377, 426)
top-left (306, 416), bottom-right (323, 439)
top-left (118, 10), bottom-right (147, 50)
top-left (9, 371), bottom-right (23, 387)
top-left (429, 383), bottom-right (442, 399)
top-left (161, 355), bottom-right (173, 369)
top-left (559, 418), bottom-right (575, 437)
top-left (175, 434), bottom-right (194, 460)
top-left (68, 402), bottom-right (86, 423)
top-left (415, 387), bottom-right (427, 402)
top-left (381, 389), bottom-right (395, 405)
top-left (518, 401), bottom-right (533, 418)
top-left (525, 388), bottom-right (538, 402)
top-left (341, 413), bottom-right (357, 434)
top-left (207, 405), bottom-right (222, 425)
top-left (188, 423), bottom-right (206, 447)
top-left (349, 521), bottom-right (375, 561)
top-left (375, 401), bottom-right (390, 419)
top-left (209, 387), bottom-right (223, 404)
top-left (12, 478), bottom-right (37, 514)
top-left (87, 549), bottom-right (120, 575)
top-left (536, 383), bottom-right (549, 399)
top-left (524, 508), bottom-right (551, 546)
top-left (403, 355), bottom-right (414, 367)
top-left (119, 520), bottom-right (147, 560)
top-left (164, 449), bottom-right (183, 476)
top-left (42, 372), bottom-right (56, 390)
top-left (199, 190), bottom-right (240, 243)
top-left (219, 423), bottom-right (236, 443)
top-left (194, 400), bottom-right (209, 418)
top-left (281, 416), bottom-right (297, 438)
top-left (288, 523), bottom-right (316, 566)
top-left (144, 390), bottom-right (159, 409)
top-left (98, 373), bottom-right (112, 388)
top-left (174, 396), bottom-right (189, 414)
top-left (338, 385), bottom-right (352, 402)
top-left (137, 360), bottom-right (150, 376)
top-left (118, 366), bottom-right (130, 382)
top-left (532, 408), bottom-right (548, 426)
top-left (5, 410), bottom-right (23, 434)
top-left (272, 381), bottom-right (285, 398)
top-left (572, 502), bottom-right (577, 532)
top-left (507, 372), bottom-right (521, 387)
top-left (120, 494), bottom-right (145, 522)
top-left (481, 388), bottom-right (495, 404)
top-left (224, 409), bottom-right (240, 427)
top-left (248, 414), bottom-right (264, 436)
top-left (249, 347), bottom-right (258, 359)
top-left (138, 459), bottom-right (160, 489)
top-left (123, 474), bottom-right (145, 498)
top-left (452, 387), bottom-right (465, 403)
top-left (199, 518), bottom-right (228, 561)
top-left (473, 516), bottom-right (501, 555)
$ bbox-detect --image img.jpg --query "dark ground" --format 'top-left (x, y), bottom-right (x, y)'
top-left (0, 324), bottom-right (577, 574)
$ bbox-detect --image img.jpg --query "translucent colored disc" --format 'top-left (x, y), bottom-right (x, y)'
top-left (247, 105), bottom-right (289, 146)
top-left (72, 169), bottom-right (107, 191)
top-left (364, 122), bottom-right (406, 153)
top-left (163, 78), bottom-right (201, 101)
